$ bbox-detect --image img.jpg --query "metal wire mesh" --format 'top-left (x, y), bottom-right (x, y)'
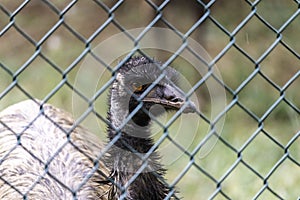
top-left (0, 0), bottom-right (299, 199)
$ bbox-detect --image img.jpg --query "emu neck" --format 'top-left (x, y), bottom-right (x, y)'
top-left (106, 92), bottom-right (170, 199)
top-left (108, 88), bottom-right (154, 153)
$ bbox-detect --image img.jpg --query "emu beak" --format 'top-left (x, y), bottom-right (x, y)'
top-left (142, 84), bottom-right (196, 114)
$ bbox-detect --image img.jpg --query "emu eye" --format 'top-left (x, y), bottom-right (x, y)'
top-left (132, 83), bottom-right (144, 92)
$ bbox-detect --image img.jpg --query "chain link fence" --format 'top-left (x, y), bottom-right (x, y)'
top-left (0, 0), bottom-right (299, 199)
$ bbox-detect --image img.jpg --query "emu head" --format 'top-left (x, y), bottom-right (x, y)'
top-left (109, 56), bottom-right (195, 128)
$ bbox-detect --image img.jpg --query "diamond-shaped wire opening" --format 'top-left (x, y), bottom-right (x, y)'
top-left (263, 100), bottom-right (299, 145)
top-left (235, 16), bottom-right (276, 60)
top-left (220, 162), bottom-right (262, 198)
top-left (281, 14), bottom-right (300, 53)
top-left (0, 27), bottom-right (36, 73)
top-left (267, 158), bottom-right (300, 199)
top-left (46, 83), bottom-right (75, 110)
top-left (210, 0), bottom-right (251, 33)
top-left (0, 83), bottom-right (34, 109)
top-left (77, 108), bottom-right (109, 141)
top-left (170, 163), bottom-right (216, 199)
top-left (195, 18), bottom-right (230, 59)
top-left (88, 21), bottom-right (135, 51)
top-left (196, 138), bottom-right (237, 181)
top-left (242, 131), bottom-right (284, 177)
top-left (221, 104), bottom-right (258, 149)
top-left (238, 73), bottom-right (279, 118)
top-left (217, 47), bottom-right (254, 90)
top-left (158, 1), bottom-right (205, 34)
top-left (260, 43), bottom-right (300, 87)
top-left (156, 110), bottom-right (205, 167)
top-left (113, 1), bottom-right (158, 30)
top-left (63, 0), bottom-right (110, 39)
top-left (17, 56), bottom-right (63, 99)
top-left (14, 1), bottom-right (58, 42)
top-left (40, 25), bottom-right (86, 71)
top-left (256, 0), bottom-right (298, 30)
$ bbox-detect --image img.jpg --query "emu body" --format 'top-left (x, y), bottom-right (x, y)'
top-left (0, 100), bottom-right (110, 199)
top-left (0, 56), bottom-right (194, 199)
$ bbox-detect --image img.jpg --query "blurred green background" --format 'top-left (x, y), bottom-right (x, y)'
top-left (0, 0), bottom-right (299, 199)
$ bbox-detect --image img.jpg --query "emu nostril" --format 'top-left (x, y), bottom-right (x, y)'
top-left (165, 94), bottom-right (178, 102)
top-left (163, 84), bottom-right (185, 103)
top-left (171, 97), bottom-right (183, 103)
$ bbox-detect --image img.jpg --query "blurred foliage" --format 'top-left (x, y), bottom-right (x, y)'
top-left (0, 0), bottom-right (299, 199)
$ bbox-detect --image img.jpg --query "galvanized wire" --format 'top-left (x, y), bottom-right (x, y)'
top-left (0, 0), bottom-right (299, 199)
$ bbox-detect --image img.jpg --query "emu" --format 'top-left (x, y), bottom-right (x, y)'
top-left (0, 56), bottom-right (195, 199)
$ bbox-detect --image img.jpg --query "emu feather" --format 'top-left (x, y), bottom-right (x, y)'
top-left (0, 100), bottom-right (110, 199)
